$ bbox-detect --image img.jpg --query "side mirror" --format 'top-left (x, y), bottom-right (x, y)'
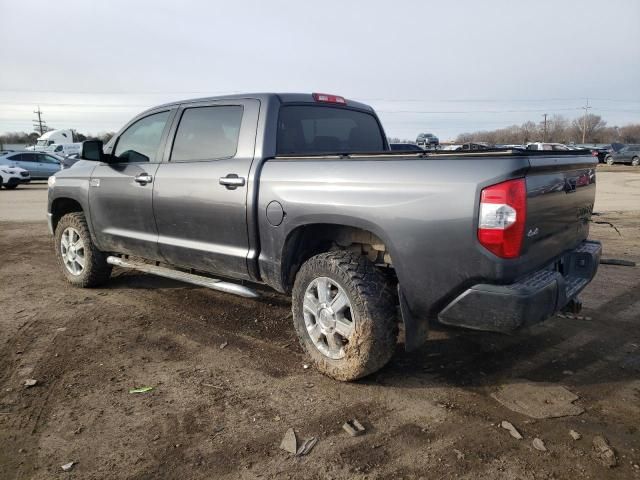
top-left (80, 140), bottom-right (104, 161)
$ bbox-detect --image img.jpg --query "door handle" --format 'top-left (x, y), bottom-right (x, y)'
top-left (134, 173), bottom-right (153, 185)
top-left (219, 174), bottom-right (245, 190)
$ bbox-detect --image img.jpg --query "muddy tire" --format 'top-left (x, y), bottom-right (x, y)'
top-left (54, 212), bottom-right (112, 287)
top-left (292, 251), bottom-right (398, 381)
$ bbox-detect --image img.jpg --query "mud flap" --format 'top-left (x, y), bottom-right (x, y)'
top-left (398, 285), bottom-right (429, 351)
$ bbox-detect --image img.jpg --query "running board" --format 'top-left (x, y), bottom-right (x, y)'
top-left (106, 256), bottom-right (260, 298)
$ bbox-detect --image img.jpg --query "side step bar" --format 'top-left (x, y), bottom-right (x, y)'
top-left (106, 256), bottom-right (260, 299)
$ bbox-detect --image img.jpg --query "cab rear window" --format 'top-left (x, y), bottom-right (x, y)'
top-left (276, 105), bottom-right (384, 155)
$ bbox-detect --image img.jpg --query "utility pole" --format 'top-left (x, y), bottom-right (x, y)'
top-left (581, 99), bottom-right (591, 144)
top-left (542, 113), bottom-right (548, 142)
top-left (32, 107), bottom-right (48, 135)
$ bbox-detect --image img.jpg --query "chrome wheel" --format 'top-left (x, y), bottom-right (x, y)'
top-left (60, 227), bottom-right (85, 276)
top-left (303, 276), bottom-right (355, 360)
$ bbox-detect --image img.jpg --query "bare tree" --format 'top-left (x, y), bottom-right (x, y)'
top-left (571, 114), bottom-right (607, 143)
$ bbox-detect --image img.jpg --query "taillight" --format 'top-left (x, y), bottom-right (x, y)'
top-left (477, 178), bottom-right (527, 259)
top-left (312, 93), bottom-right (346, 105)
top-left (591, 150), bottom-right (599, 157)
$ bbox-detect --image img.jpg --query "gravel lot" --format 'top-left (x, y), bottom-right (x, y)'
top-left (1, 167), bottom-right (639, 479)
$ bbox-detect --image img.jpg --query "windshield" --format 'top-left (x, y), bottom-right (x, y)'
top-left (36, 140), bottom-right (48, 146)
top-left (276, 105), bottom-right (385, 155)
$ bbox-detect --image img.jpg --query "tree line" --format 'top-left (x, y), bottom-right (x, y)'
top-left (455, 114), bottom-right (640, 145)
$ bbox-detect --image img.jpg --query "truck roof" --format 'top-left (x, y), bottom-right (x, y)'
top-left (150, 93), bottom-right (375, 113)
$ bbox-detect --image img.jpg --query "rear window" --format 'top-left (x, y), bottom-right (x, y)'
top-left (276, 105), bottom-right (384, 155)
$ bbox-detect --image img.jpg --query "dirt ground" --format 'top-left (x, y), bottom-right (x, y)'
top-left (1, 172), bottom-right (639, 479)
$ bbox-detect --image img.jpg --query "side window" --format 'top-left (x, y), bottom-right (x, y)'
top-left (114, 111), bottom-right (170, 163)
top-left (170, 106), bottom-right (243, 162)
top-left (43, 155), bottom-right (60, 164)
top-left (21, 153), bottom-right (38, 162)
top-left (8, 154), bottom-right (23, 161)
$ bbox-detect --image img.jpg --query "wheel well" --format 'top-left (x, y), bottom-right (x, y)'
top-left (51, 198), bottom-right (83, 232)
top-left (281, 224), bottom-right (395, 292)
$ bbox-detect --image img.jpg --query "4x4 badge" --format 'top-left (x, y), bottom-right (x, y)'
top-left (527, 227), bottom-right (539, 238)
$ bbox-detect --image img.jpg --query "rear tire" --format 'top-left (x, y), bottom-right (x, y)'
top-left (605, 156), bottom-right (614, 165)
top-left (4, 184), bottom-right (18, 190)
top-left (54, 212), bottom-right (112, 287)
top-left (632, 156), bottom-right (639, 167)
top-left (292, 251), bottom-right (398, 381)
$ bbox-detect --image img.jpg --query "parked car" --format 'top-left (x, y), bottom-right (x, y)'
top-left (526, 142), bottom-right (571, 151)
top-left (47, 92), bottom-right (601, 381)
top-left (604, 144), bottom-right (640, 166)
top-left (460, 142), bottom-right (492, 151)
top-left (59, 153), bottom-right (81, 169)
top-left (0, 165), bottom-right (31, 189)
top-left (0, 151), bottom-right (62, 179)
top-left (389, 143), bottom-right (423, 151)
top-left (416, 132), bottom-right (439, 148)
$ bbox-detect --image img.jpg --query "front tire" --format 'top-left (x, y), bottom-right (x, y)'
top-left (632, 156), bottom-right (639, 167)
top-left (54, 212), bottom-right (112, 287)
top-left (606, 156), bottom-right (614, 165)
top-left (4, 184), bottom-right (18, 190)
top-left (292, 251), bottom-right (398, 381)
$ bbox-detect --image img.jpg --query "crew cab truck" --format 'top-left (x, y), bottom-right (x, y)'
top-left (47, 93), bottom-right (601, 381)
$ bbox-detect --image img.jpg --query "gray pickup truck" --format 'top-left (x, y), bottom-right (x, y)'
top-left (47, 93), bottom-right (601, 381)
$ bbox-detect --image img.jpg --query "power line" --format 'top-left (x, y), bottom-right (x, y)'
top-left (32, 106), bottom-right (48, 135)
top-left (581, 99), bottom-right (592, 143)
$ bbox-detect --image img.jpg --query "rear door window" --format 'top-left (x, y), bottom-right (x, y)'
top-left (170, 106), bottom-right (243, 162)
top-left (277, 106), bottom-right (384, 155)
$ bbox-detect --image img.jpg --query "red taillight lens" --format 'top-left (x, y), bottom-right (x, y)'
top-left (591, 150), bottom-right (599, 157)
top-left (312, 93), bottom-right (346, 105)
top-left (477, 178), bottom-right (527, 259)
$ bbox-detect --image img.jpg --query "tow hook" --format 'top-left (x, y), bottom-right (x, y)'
top-left (562, 298), bottom-right (583, 315)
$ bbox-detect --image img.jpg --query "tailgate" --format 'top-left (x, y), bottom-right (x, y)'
top-left (523, 153), bottom-right (597, 263)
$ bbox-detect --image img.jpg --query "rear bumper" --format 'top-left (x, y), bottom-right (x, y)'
top-left (438, 240), bottom-right (601, 333)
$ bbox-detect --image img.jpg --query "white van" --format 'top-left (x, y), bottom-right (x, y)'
top-left (50, 143), bottom-right (82, 156)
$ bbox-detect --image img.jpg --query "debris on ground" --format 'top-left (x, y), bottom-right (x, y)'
top-left (129, 386), bottom-right (154, 394)
top-left (303, 364), bottom-right (310, 370)
top-left (599, 258), bottom-right (636, 267)
top-left (592, 435), bottom-right (617, 467)
top-left (453, 448), bottom-right (465, 460)
top-left (219, 341), bottom-right (228, 349)
top-left (61, 462), bottom-right (75, 472)
top-left (280, 428), bottom-right (297, 454)
top-left (24, 379), bottom-right (37, 388)
top-left (343, 419), bottom-right (366, 437)
top-left (492, 383), bottom-right (584, 418)
top-left (279, 428), bottom-right (318, 456)
top-left (296, 437), bottom-right (318, 456)
top-left (556, 313), bottom-right (592, 320)
top-left (532, 438), bottom-right (547, 451)
top-left (500, 421), bottom-right (523, 440)
top-left (569, 430), bottom-right (582, 440)
top-left (202, 383), bottom-right (225, 390)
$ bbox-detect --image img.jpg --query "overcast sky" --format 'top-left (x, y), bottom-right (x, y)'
top-left (0, 0), bottom-right (639, 140)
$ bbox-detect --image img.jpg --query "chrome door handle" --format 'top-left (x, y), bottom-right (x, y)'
top-left (219, 174), bottom-right (245, 190)
top-left (134, 173), bottom-right (153, 185)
